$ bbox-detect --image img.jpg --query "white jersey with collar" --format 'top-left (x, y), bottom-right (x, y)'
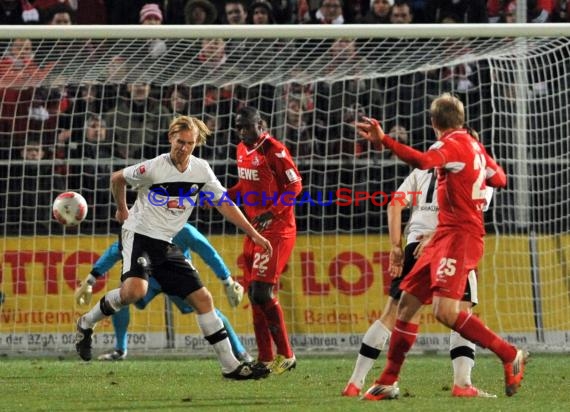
top-left (397, 168), bottom-right (439, 244)
top-left (122, 153), bottom-right (225, 242)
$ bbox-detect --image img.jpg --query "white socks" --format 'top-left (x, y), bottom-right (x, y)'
top-left (80, 289), bottom-right (123, 329)
top-left (348, 320), bottom-right (391, 388)
top-left (197, 311), bottom-right (240, 374)
top-left (450, 330), bottom-right (476, 387)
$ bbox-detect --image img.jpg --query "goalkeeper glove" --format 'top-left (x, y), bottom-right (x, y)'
top-left (74, 273), bottom-right (96, 306)
top-left (223, 277), bottom-right (244, 307)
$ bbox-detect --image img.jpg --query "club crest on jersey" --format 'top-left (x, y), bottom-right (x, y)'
top-left (252, 155), bottom-right (260, 167)
top-left (133, 164), bottom-right (146, 177)
top-left (166, 199), bottom-right (187, 212)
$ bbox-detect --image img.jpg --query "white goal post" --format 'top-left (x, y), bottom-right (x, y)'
top-left (0, 24), bottom-right (568, 355)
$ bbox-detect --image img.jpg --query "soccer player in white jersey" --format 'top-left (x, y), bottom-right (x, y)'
top-left (343, 167), bottom-right (496, 398)
top-left (75, 116), bottom-right (272, 380)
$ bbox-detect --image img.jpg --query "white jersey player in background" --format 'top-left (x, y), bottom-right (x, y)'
top-left (75, 115), bottom-right (272, 380)
top-left (343, 167), bottom-right (495, 398)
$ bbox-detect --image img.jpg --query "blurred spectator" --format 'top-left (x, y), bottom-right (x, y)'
top-left (139, 3), bottom-right (167, 58)
top-left (283, 97), bottom-right (314, 159)
top-left (69, 114), bottom-right (113, 233)
top-left (426, 0), bottom-right (488, 23)
top-left (361, 0), bottom-right (393, 23)
top-left (382, 123), bottom-right (412, 191)
top-left (0, 38), bottom-right (55, 156)
top-left (7, 138), bottom-right (64, 235)
top-left (184, 0), bottom-right (217, 24)
top-left (165, 84), bottom-right (191, 116)
top-left (0, 0), bottom-right (39, 24)
top-left (55, 83), bottom-right (110, 158)
top-left (390, 1), bottom-right (413, 23)
top-left (315, 38), bottom-right (382, 158)
top-left (224, 0), bottom-right (247, 24)
top-left (283, 77), bottom-right (315, 114)
top-left (405, 0), bottom-right (428, 22)
top-left (104, 82), bottom-right (170, 159)
top-left (247, 1), bottom-right (276, 24)
top-left (139, 2), bottom-right (162, 24)
top-left (262, 0), bottom-right (294, 23)
top-left (385, 124), bottom-right (409, 159)
top-left (41, 2), bottom-right (74, 24)
top-left (553, 0), bottom-right (570, 21)
top-left (441, 60), bottom-right (477, 92)
top-left (488, 0), bottom-right (555, 23)
top-left (503, 0), bottom-right (517, 23)
top-left (197, 37), bottom-right (228, 69)
top-left (304, 0), bottom-right (345, 23)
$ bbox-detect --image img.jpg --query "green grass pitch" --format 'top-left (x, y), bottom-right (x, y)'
top-left (0, 354), bottom-right (568, 411)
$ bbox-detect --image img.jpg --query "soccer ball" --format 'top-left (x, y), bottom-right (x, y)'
top-left (52, 192), bottom-right (88, 226)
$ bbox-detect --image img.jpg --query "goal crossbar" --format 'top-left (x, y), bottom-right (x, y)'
top-left (3, 23), bottom-right (570, 40)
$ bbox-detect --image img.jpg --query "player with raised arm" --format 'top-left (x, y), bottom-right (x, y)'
top-left (75, 116), bottom-right (272, 380)
top-left (74, 223), bottom-right (252, 362)
top-left (227, 106), bottom-right (302, 374)
top-left (356, 93), bottom-right (528, 399)
top-left (343, 166), bottom-right (496, 398)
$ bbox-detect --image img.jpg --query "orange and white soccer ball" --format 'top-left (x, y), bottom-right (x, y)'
top-left (52, 191), bottom-right (88, 226)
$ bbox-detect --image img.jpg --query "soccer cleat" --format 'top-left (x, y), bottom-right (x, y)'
top-left (236, 352), bottom-right (254, 363)
top-left (342, 382), bottom-right (361, 397)
top-left (223, 362), bottom-right (270, 380)
top-left (75, 320), bottom-right (93, 361)
top-left (270, 355), bottom-right (296, 375)
top-left (504, 349), bottom-right (529, 397)
top-left (452, 385), bottom-right (497, 398)
top-left (98, 349), bottom-right (127, 361)
top-left (361, 382), bottom-right (400, 401)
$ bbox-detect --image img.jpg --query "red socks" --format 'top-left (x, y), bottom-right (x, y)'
top-left (453, 311), bottom-right (517, 363)
top-left (378, 320), bottom-right (419, 385)
top-left (252, 304), bottom-right (273, 362)
top-left (262, 298), bottom-right (294, 358)
top-left (252, 298), bottom-right (294, 361)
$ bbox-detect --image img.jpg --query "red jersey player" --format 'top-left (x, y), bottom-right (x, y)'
top-left (228, 106), bottom-right (302, 374)
top-left (356, 93), bottom-right (528, 400)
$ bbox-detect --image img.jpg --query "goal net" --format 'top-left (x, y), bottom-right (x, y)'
top-left (0, 25), bottom-right (568, 355)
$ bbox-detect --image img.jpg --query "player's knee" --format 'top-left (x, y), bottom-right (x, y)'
top-left (248, 282), bottom-right (273, 306)
top-left (433, 307), bottom-right (456, 327)
top-left (186, 287), bottom-right (213, 313)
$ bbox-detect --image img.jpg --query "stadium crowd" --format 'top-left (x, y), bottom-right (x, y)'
top-left (0, 0), bottom-right (568, 236)
top-left (0, 1), bottom-right (568, 25)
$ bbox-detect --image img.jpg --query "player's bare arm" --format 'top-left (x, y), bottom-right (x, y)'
top-left (215, 202), bottom-right (273, 256)
top-left (111, 170), bottom-right (129, 223)
top-left (387, 198), bottom-right (407, 278)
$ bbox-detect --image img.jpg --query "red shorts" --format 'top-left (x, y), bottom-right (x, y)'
top-left (242, 233), bottom-right (295, 286)
top-left (400, 230), bottom-right (484, 304)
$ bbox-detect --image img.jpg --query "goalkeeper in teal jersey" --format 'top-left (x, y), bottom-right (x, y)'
top-left (74, 223), bottom-right (252, 362)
